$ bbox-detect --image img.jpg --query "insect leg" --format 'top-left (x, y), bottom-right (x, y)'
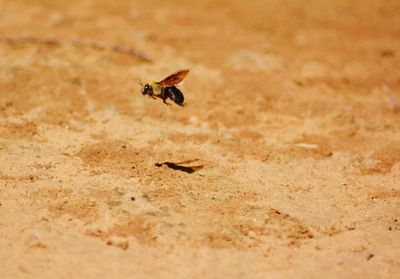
top-left (163, 98), bottom-right (171, 106)
top-left (161, 87), bottom-right (171, 105)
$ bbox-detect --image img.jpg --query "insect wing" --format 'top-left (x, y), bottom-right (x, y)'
top-left (159, 69), bottom-right (189, 86)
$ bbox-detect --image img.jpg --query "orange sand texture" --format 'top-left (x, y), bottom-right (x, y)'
top-left (1, 0), bottom-right (400, 278)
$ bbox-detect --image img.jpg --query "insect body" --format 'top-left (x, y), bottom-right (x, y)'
top-left (139, 69), bottom-right (189, 106)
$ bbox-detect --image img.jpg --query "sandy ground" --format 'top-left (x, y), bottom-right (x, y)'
top-left (1, 0), bottom-right (400, 278)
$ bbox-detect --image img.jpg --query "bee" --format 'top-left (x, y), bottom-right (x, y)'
top-left (139, 69), bottom-right (189, 106)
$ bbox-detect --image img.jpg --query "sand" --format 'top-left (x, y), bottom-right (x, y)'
top-left (0, 0), bottom-right (400, 278)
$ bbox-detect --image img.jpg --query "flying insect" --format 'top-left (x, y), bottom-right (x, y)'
top-left (139, 69), bottom-right (189, 106)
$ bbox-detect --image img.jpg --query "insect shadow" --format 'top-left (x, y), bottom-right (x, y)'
top-left (154, 159), bottom-right (204, 174)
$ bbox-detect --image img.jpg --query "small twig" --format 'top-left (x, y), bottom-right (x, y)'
top-left (111, 45), bottom-right (152, 62)
top-left (0, 36), bottom-right (152, 62)
top-left (0, 36), bottom-right (61, 46)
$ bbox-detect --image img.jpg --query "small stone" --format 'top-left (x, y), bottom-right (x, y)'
top-left (106, 236), bottom-right (129, 250)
